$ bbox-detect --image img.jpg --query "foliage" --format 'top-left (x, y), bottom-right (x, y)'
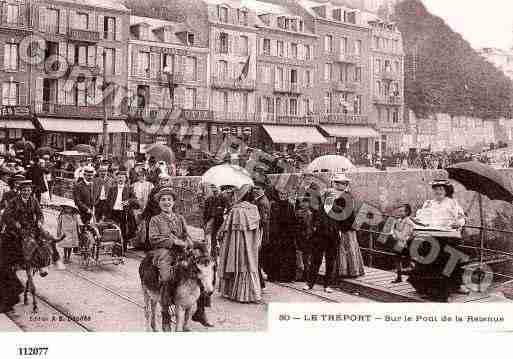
top-left (394, 0), bottom-right (513, 119)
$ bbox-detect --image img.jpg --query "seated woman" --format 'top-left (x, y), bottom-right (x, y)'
top-left (408, 179), bottom-right (467, 302)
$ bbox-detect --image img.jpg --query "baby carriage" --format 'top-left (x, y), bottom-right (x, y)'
top-left (79, 221), bottom-right (124, 268)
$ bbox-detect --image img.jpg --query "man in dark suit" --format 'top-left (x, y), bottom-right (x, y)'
top-left (27, 158), bottom-right (48, 203)
top-left (93, 165), bottom-right (113, 222)
top-left (106, 168), bottom-right (138, 251)
top-left (73, 166), bottom-right (97, 224)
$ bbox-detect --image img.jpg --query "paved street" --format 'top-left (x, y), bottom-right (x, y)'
top-left (2, 206), bottom-right (373, 332)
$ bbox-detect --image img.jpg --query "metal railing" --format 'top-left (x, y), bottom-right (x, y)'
top-left (212, 111), bottom-right (256, 123)
top-left (316, 113), bottom-right (372, 125)
top-left (211, 76), bottom-right (256, 91)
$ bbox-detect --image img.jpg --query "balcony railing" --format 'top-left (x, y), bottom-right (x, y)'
top-left (211, 76), bottom-right (256, 91)
top-left (40, 23), bottom-right (60, 34)
top-left (68, 28), bottom-right (100, 42)
top-left (125, 106), bottom-right (175, 120)
top-left (379, 69), bottom-right (399, 81)
top-left (273, 82), bottom-right (302, 94)
top-left (35, 102), bottom-right (106, 118)
top-left (212, 111), bottom-right (256, 123)
top-left (68, 64), bottom-right (101, 77)
top-left (373, 95), bottom-right (402, 106)
top-left (332, 81), bottom-right (358, 92)
top-left (273, 115), bottom-right (318, 125)
top-left (0, 18), bottom-right (30, 29)
top-left (317, 113), bottom-right (372, 125)
top-left (335, 52), bottom-right (360, 64)
top-left (157, 71), bottom-right (185, 85)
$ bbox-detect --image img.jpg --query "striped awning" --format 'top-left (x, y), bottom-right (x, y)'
top-left (319, 125), bottom-right (380, 138)
top-left (38, 118), bottom-right (130, 133)
top-left (262, 125), bottom-right (327, 144)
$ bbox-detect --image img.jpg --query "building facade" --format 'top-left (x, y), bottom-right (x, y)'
top-left (478, 47), bottom-right (513, 81)
top-left (368, 15), bottom-right (405, 155)
top-left (32, 0), bottom-right (131, 155)
top-left (126, 15), bottom-right (210, 157)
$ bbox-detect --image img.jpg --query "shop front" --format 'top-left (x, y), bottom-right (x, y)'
top-left (317, 124), bottom-right (380, 158)
top-left (378, 126), bottom-right (407, 155)
top-left (0, 105), bottom-right (37, 153)
top-left (36, 118), bottom-right (131, 157)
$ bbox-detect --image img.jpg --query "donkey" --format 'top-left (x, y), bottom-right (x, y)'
top-left (22, 229), bottom-right (64, 313)
top-left (139, 249), bottom-right (215, 332)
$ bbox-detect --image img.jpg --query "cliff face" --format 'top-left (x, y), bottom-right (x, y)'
top-left (394, 0), bottom-right (513, 119)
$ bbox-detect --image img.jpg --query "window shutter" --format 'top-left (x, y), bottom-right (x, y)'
top-left (18, 83), bottom-right (27, 105)
top-left (18, 44), bottom-right (26, 72)
top-left (35, 77), bottom-right (44, 108)
top-left (131, 48), bottom-right (138, 76)
top-left (96, 45), bottom-right (103, 71)
top-left (88, 11), bottom-right (95, 31)
top-left (57, 79), bottom-right (65, 104)
top-left (58, 41), bottom-right (67, 58)
top-left (227, 34), bottom-right (232, 55)
top-left (115, 48), bottom-right (122, 75)
top-left (95, 76), bottom-right (103, 105)
top-left (59, 8), bottom-right (67, 34)
top-left (2, 83), bottom-right (8, 106)
top-left (215, 32), bottom-right (221, 53)
top-left (150, 52), bottom-right (158, 79)
top-left (115, 17), bottom-right (122, 41)
top-left (2, 44), bottom-right (8, 70)
top-left (67, 43), bottom-right (74, 64)
top-left (87, 45), bottom-right (96, 66)
top-left (69, 10), bottom-right (76, 28)
top-left (19, 3), bottom-right (27, 26)
top-left (38, 6), bottom-right (46, 32)
top-left (270, 40), bottom-right (276, 57)
top-left (98, 14), bottom-right (104, 37)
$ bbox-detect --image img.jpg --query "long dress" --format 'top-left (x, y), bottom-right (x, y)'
top-left (57, 212), bottom-right (80, 248)
top-left (218, 201), bottom-right (262, 303)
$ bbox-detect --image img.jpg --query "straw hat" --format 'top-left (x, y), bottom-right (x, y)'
top-left (331, 173), bottom-right (351, 183)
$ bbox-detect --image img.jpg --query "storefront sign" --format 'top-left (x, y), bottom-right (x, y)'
top-left (1, 105), bottom-right (30, 117)
top-left (150, 46), bottom-right (190, 56)
top-left (182, 109), bottom-right (212, 121)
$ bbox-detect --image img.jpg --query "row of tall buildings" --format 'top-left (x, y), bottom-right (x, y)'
top-left (0, 0), bottom-right (405, 159)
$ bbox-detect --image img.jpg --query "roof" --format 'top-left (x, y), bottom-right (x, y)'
top-left (130, 16), bottom-right (193, 44)
top-left (55, 0), bottom-right (128, 12)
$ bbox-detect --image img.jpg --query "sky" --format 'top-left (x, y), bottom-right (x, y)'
top-left (421, 0), bottom-right (513, 50)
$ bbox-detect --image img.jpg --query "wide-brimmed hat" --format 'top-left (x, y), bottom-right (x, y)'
top-left (235, 184), bottom-right (253, 203)
top-left (83, 165), bottom-right (96, 175)
top-left (430, 179), bottom-right (454, 197)
top-left (59, 199), bottom-right (78, 212)
top-left (155, 187), bottom-right (176, 201)
top-left (331, 173), bottom-right (351, 183)
top-left (18, 179), bottom-right (32, 188)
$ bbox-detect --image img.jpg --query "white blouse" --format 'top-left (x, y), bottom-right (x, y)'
top-left (416, 197), bottom-right (466, 229)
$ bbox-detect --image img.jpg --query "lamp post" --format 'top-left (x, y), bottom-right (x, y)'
top-left (102, 50), bottom-right (108, 157)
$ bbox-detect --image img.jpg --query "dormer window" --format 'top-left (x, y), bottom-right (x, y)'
top-left (277, 16), bottom-right (285, 29)
top-left (237, 9), bottom-right (248, 26)
top-left (299, 20), bottom-right (304, 32)
top-left (218, 6), bottom-right (228, 23)
top-left (332, 9), bottom-right (342, 21)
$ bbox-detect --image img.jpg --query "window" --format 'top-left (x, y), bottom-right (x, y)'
top-left (354, 40), bottom-right (362, 56)
top-left (354, 66), bottom-right (362, 82)
top-left (340, 64), bottom-right (349, 82)
top-left (392, 109), bottom-right (399, 123)
top-left (290, 99), bottom-right (298, 116)
top-left (324, 63), bottom-right (332, 81)
top-left (46, 9), bottom-right (60, 33)
top-left (163, 54), bottom-right (174, 73)
top-left (104, 17), bottom-right (116, 40)
top-left (332, 8), bottom-right (342, 21)
top-left (241, 93), bottom-right (248, 113)
top-left (76, 13), bottom-right (89, 30)
top-left (304, 44), bottom-right (311, 60)
top-left (219, 32), bottom-right (229, 54)
top-left (218, 60), bottom-right (228, 78)
top-left (275, 97), bottom-right (282, 115)
top-left (187, 33), bottom-right (195, 46)
top-left (302, 98), bottom-right (311, 115)
top-left (185, 88), bottom-right (197, 109)
top-left (76, 45), bottom-right (88, 65)
top-left (239, 36), bottom-right (249, 56)
top-left (324, 92), bottom-right (332, 113)
top-left (277, 41), bottom-right (284, 57)
top-left (376, 80), bottom-right (381, 96)
top-left (76, 81), bottom-right (87, 106)
top-left (392, 82), bottom-right (399, 96)
top-left (340, 37), bottom-right (348, 53)
top-left (263, 38), bottom-right (271, 55)
top-left (138, 51), bottom-right (150, 77)
top-left (4, 43), bottom-right (18, 71)
top-left (354, 95), bottom-right (362, 115)
top-left (186, 56), bottom-right (197, 81)
top-left (222, 92), bottom-right (228, 112)
top-left (104, 48), bottom-right (115, 75)
top-left (218, 6), bottom-right (228, 23)
top-left (305, 70), bottom-right (312, 87)
top-left (291, 43), bottom-right (298, 59)
top-left (375, 59), bottom-right (381, 73)
top-left (373, 36), bottom-right (379, 49)
top-left (384, 59), bottom-right (391, 72)
top-left (2, 82), bottom-right (18, 105)
top-left (325, 35), bottom-right (333, 53)
top-left (394, 60), bottom-right (400, 73)
top-left (6, 4), bottom-right (19, 24)
top-left (238, 9), bottom-right (248, 26)
top-left (290, 69), bottom-right (297, 84)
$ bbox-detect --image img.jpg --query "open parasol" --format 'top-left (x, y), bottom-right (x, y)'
top-left (201, 164), bottom-right (254, 188)
top-left (447, 161), bottom-right (513, 266)
top-left (145, 144), bottom-right (176, 164)
top-left (305, 155), bottom-right (356, 174)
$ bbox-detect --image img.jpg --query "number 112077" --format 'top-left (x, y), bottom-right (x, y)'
top-left (17, 347), bottom-right (48, 356)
